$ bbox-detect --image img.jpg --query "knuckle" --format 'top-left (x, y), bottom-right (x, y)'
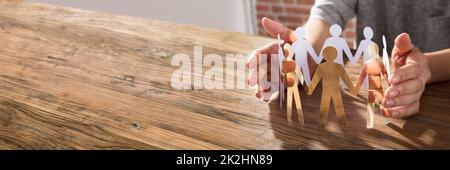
top-left (405, 64), bottom-right (419, 77)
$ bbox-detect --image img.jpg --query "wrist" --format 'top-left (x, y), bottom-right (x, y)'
top-left (423, 53), bottom-right (432, 84)
top-left (424, 49), bottom-right (450, 83)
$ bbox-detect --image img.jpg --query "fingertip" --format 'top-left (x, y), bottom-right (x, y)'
top-left (382, 97), bottom-right (396, 108)
top-left (255, 90), bottom-right (261, 98)
top-left (395, 33), bottom-right (410, 43)
top-left (394, 33), bottom-right (414, 53)
top-left (262, 17), bottom-right (270, 23)
top-left (261, 17), bottom-right (274, 30)
top-left (261, 17), bottom-right (293, 42)
top-left (389, 88), bottom-right (400, 98)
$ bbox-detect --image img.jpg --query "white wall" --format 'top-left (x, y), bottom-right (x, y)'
top-left (31, 0), bottom-right (256, 34)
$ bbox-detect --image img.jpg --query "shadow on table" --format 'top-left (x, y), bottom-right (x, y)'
top-left (266, 82), bottom-right (449, 149)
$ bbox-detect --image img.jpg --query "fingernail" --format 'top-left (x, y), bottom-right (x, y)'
top-left (385, 99), bottom-right (395, 107)
top-left (391, 75), bottom-right (401, 84)
top-left (389, 90), bottom-right (399, 98)
top-left (392, 112), bottom-right (400, 117)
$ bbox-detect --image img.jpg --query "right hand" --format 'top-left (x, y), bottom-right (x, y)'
top-left (247, 17), bottom-right (296, 102)
top-left (382, 33), bottom-right (431, 118)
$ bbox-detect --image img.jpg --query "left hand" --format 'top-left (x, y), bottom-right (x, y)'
top-left (382, 33), bottom-right (431, 118)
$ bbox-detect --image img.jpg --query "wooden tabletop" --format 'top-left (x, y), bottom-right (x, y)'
top-left (1, 2), bottom-right (449, 150)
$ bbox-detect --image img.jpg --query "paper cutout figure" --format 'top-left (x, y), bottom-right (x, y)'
top-left (351, 27), bottom-right (376, 89)
top-left (353, 42), bottom-right (390, 128)
top-left (292, 27), bottom-right (321, 86)
top-left (319, 24), bottom-right (354, 65)
top-left (382, 35), bottom-right (391, 80)
top-left (278, 34), bottom-right (285, 109)
top-left (351, 27), bottom-right (375, 64)
top-left (272, 25), bottom-right (392, 129)
top-left (381, 35), bottom-right (392, 125)
top-left (282, 43), bottom-right (305, 124)
top-left (306, 46), bottom-right (356, 128)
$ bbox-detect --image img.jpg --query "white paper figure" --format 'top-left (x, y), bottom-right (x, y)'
top-left (351, 26), bottom-right (375, 89)
top-left (319, 24), bottom-right (354, 89)
top-left (319, 24), bottom-right (354, 65)
top-left (292, 27), bottom-right (321, 86)
top-left (382, 35), bottom-right (391, 80)
top-left (351, 27), bottom-right (375, 64)
top-left (278, 34), bottom-right (285, 109)
top-left (382, 35), bottom-right (392, 125)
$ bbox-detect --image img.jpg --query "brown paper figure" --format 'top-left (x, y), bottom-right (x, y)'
top-left (353, 42), bottom-right (390, 128)
top-left (282, 43), bottom-right (305, 125)
top-left (306, 46), bottom-right (355, 128)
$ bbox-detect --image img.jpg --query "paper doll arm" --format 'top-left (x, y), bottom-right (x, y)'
top-left (344, 42), bottom-right (357, 64)
top-left (377, 59), bottom-right (390, 86)
top-left (306, 66), bottom-right (321, 95)
top-left (351, 43), bottom-right (364, 64)
top-left (307, 44), bottom-right (322, 64)
top-left (354, 64), bottom-right (367, 94)
top-left (295, 66), bottom-right (305, 86)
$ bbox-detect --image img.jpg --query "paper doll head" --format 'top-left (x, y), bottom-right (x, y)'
top-left (283, 43), bottom-right (294, 60)
top-left (363, 27), bottom-right (374, 40)
top-left (329, 24), bottom-right (342, 37)
top-left (295, 27), bottom-right (306, 39)
top-left (323, 46), bottom-right (337, 61)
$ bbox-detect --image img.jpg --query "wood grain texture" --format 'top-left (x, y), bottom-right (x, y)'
top-left (0, 2), bottom-right (449, 150)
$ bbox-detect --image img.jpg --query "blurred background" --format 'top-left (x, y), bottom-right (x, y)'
top-left (32, 0), bottom-right (355, 46)
top-left (255, 0), bottom-right (356, 47)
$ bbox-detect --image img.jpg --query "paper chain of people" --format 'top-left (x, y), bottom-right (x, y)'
top-left (279, 24), bottom-right (392, 129)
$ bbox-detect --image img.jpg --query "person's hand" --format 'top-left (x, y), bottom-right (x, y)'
top-left (382, 33), bottom-right (431, 118)
top-left (247, 17), bottom-right (296, 102)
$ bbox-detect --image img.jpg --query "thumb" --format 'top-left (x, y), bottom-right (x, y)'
top-left (262, 17), bottom-right (296, 43)
top-left (392, 33), bottom-right (415, 68)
